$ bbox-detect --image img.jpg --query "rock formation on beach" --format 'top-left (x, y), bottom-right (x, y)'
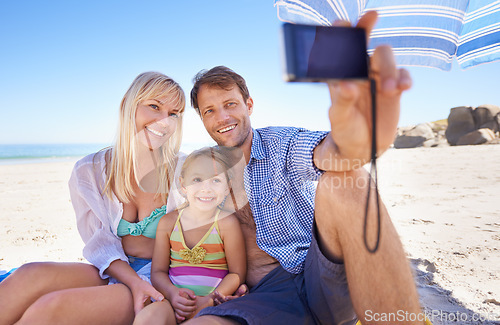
top-left (394, 104), bottom-right (500, 148)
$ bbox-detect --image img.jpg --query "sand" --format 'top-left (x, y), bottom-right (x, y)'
top-left (0, 158), bottom-right (85, 267)
top-left (1, 146), bottom-right (499, 324)
top-left (377, 145), bottom-right (500, 324)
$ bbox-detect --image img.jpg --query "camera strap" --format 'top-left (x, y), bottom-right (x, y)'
top-left (363, 79), bottom-right (381, 253)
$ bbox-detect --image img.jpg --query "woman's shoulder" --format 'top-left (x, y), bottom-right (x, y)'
top-left (74, 148), bottom-right (110, 170)
top-left (70, 148), bottom-right (111, 185)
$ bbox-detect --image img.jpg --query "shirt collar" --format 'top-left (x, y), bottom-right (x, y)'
top-left (249, 128), bottom-right (266, 160)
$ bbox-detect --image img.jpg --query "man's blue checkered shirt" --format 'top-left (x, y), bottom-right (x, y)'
top-left (243, 127), bottom-right (328, 274)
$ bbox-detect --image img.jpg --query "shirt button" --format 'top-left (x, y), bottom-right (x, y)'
top-left (273, 197), bottom-right (277, 202)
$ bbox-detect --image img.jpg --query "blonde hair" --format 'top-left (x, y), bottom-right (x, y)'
top-left (181, 146), bottom-right (241, 183)
top-left (104, 71), bottom-right (185, 203)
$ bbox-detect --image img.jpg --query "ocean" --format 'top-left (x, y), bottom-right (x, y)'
top-left (0, 144), bottom-right (110, 165)
top-left (0, 142), bottom-right (214, 165)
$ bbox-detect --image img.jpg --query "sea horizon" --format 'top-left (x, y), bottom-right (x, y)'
top-left (0, 142), bottom-right (214, 165)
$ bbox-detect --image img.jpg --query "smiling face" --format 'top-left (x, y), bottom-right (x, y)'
top-left (196, 85), bottom-right (253, 150)
top-left (135, 97), bottom-right (181, 150)
top-left (180, 155), bottom-right (230, 212)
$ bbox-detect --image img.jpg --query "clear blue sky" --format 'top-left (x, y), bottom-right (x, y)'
top-left (1, 1), bottom-right (499, 146)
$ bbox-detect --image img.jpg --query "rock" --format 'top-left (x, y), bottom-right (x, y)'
top-left (423, 138), bottom-right (449, 148)
top-left (394, 136), bottom-right (426, 149)
top-left (456, 128), bottom-right (496, 146)
top-left (489, 138), bottom-right (500, 144)
top-left (483, 298), bottom-right (500, 306)
top-left (428, 120), bottom-right (447, 133)
top-left (473, 104), bottom-right (500, 130)
top-left (445, 106), bottom-right (475, 145)
top-left (394, 123), bottom-right (435, 148)
top-left (422, 139), bottom-right (436, 147)
top-left (479, 120), bottom-right (499, 133)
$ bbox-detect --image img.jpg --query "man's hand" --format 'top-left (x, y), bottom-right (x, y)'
top-left (191, 295), bottom-right (215, 317)
top-left (322, 11), bottom-right (412, 170)
top-left (211, 284), bottom-right (249, 306)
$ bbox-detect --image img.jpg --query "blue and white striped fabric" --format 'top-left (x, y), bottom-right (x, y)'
top-left (275, 0), bottom-right (500, 70)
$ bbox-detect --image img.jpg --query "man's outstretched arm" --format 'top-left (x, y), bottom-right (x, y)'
top-left (311, 11), bottom-right (425, 325)
top-left (313, 11), bottom-right (412, 172)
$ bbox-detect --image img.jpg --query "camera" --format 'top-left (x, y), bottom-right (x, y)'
top-left (281, 23), bottom-right (369, 82)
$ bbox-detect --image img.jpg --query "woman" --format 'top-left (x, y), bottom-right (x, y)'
top-left (0, 72), bottom-right (186, 325)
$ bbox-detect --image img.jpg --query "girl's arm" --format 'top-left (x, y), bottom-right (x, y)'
top-left (151, 211), bottom-right (177, 297)
top-left (151, 211), bottom-right (196, 321)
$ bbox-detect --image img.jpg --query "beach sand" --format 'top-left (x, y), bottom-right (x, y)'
top-left (1, 146), bottom-right (499, 324)
top-left (0, 159), bottom-right (85, 268)
top-left (377, 145), bottom-right (500, 324)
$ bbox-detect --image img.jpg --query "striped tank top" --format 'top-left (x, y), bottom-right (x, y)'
top-left (169, 208), bottom-right (228, 296)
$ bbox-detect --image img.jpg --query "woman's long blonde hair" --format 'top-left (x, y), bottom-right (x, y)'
top-left (104, 72), bottom-right (185, 203)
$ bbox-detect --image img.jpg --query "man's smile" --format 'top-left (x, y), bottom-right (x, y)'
top-left (217, 124), bottom-right (237, 133)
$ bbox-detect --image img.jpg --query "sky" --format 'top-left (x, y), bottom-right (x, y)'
top-left (1, 1), bottom-right (500, 148)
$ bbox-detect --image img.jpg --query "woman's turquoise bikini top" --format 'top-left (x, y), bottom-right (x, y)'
top-left (117, 205), bottom-right (167, 239)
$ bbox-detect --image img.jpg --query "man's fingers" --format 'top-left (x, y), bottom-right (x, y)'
top-left (211, 290), bottom-right (225, 305)
top-left (397, 68), bottom-right (412, 91)
top-left (371, 45), bottom-right (399, 96)
top-left (332, 20), bottom-right (351, 27)
top-left (224, 295), bottom-right (240, 301)
top-left (234, 284), bottom-right (249, 296)
top-left (211, 285), bottom-right (248, 305)
top-left (328, 81), bottom-right (361, 114)
top-left (356, 10), bottom-right (378, 41)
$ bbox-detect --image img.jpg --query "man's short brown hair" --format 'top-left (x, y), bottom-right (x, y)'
top-left (191, 66), bottom-right (250, 115)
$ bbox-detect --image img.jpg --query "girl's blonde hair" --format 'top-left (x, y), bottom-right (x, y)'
top-left (178, 146), bottom-right (240, 210)
top-left (180, 146), bottom-right (240, 183)
top-left (104, 71), bottom-right (185, 203)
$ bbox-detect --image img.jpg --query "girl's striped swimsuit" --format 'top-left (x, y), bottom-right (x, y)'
top-left (169, 208), bottom-right (228, 296)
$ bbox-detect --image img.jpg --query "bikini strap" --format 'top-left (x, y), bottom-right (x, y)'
top-left (174, 208), bottom-right (184, 228)
top-left (214, 207), bottom-right (222, 235)
top-left (214, 207), bottom-right (222, 222)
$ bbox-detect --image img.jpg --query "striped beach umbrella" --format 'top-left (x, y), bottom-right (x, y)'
top-left (275, 0), bottom-right (500, 70)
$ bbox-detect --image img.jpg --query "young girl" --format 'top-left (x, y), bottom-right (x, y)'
top-left (134, 147), bottom-right (246, 324)
top-left (0, 72), bottom-right (186, 325)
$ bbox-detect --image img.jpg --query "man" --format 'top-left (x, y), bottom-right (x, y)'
top-left (186, 12), bottom-right (423, 325)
